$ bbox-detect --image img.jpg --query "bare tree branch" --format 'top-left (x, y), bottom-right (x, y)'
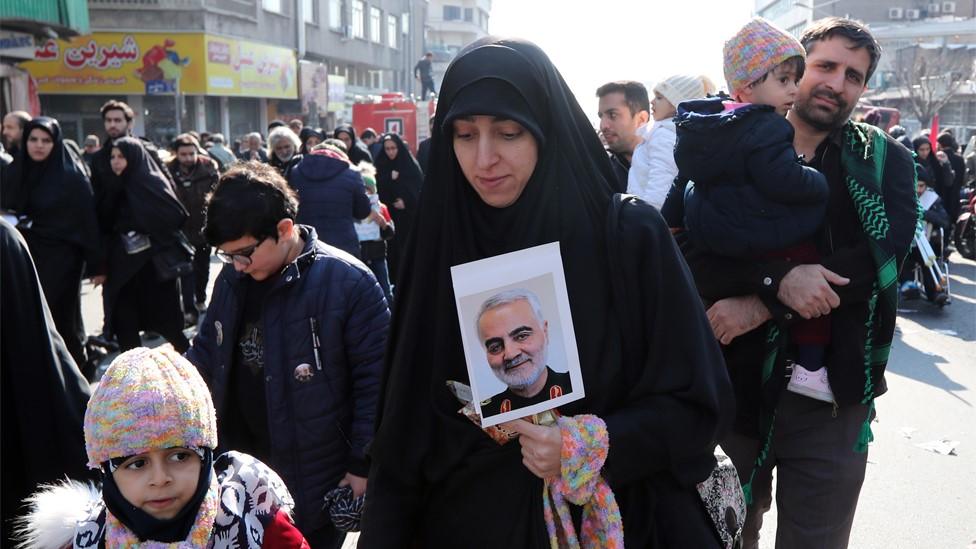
top-left (893, 45), bottom-right (975, 128)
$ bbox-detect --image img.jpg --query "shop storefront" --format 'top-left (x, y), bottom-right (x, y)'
top-left (20, 32), bottom-right (297, 145)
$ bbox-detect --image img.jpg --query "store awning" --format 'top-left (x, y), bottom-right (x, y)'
top-left (0, 0), bottom-right (90, 38)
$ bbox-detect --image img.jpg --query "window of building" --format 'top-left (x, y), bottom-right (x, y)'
top-left (352, 0), bottom-right (365, 38)
top-left (479, 9), bottom-right (489, 31)
top-left (387, 14), bottom-right (398, 48)
top-left (303, 0), bottom-right (315, 23)
top-left (329, 0), bottom-right (344, 30)
top-left (262, 0), bottom-right (282, 13)
top-left (443, 5), bottom-right (461, 20)
top-left (758, 0), bottom-right (796, 20)
top-left (464, 7), bottom-right (473, 22)
top-left (402, 12), bottom-right (410, 34)
top-left (370, 6), bottom-right (382, 43)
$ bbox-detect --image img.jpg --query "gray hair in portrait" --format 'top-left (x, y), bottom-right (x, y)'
top-left (475, 287), bottom-right (546, 338)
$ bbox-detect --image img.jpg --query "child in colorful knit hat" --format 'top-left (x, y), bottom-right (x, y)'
top-left (662, 17), bottom-right (837, 401)
top-left (14, 347), bottom-right (310, 548)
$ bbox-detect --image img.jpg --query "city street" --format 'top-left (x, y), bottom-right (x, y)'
top-left (78, 253), bottom-right (976, 549)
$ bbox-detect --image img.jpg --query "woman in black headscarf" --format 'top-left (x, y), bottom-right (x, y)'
top-left (2, 117), bottom-right (101, 368)
top-left (360, 38), bottom-right (733, 548)
top-left (334, 123), bottom-right (374, 165)
top-left (95, 137), bottom-right (190, 353)
top-left (373, 132), bottom-right (423, 283)
top-left (912, 135), bottom-right (953, 201)
top-left (299, 126), bottom-right (323, 154)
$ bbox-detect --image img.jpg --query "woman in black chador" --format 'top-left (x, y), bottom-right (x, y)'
top-left (360, 38), bottom-right (734, 548)
top-left (373, 132), bottom-right (423, 283)
top-left (94, 137), bottom-right (190, 353)
top-left (334, 123), bottom-right (374, 165)
top-left (3, 117), bottom-right (101, 368)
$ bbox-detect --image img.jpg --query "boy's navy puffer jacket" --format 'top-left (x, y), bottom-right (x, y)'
top-left (672, 96), bottom-right (829, 256)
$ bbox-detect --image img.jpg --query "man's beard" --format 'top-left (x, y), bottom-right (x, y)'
top-left (106, 128), bottom-right (127, 139)
top-left (793, 87), bottom-right (854, 132)
top-left (492, 347), bottom-right (548, 394)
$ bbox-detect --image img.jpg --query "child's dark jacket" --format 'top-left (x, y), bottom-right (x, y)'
top-left (672, 96), bottom-right (829, 256)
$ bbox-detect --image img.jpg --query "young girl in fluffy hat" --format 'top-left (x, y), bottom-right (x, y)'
top-left (15, 347), bottom-right (310, 548)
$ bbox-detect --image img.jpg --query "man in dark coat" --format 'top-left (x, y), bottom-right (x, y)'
top-left (0, 219), bottom-right (93, 546)
top-left (168, 134), bottom-right (220, 322)
top-left (683, 19), bottom-right (917, 548)
top-left (186, 162), bottom-right (388, 549)
top-left (414, 51), bottom-right (436, 98)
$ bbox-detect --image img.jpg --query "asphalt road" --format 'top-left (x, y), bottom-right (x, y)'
top-left (79, 255), bottom-right (976, 549)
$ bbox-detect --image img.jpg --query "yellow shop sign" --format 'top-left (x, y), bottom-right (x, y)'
top-left (23, 32), bottom-right (296, 99)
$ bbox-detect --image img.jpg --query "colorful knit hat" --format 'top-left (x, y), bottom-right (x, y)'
top-left (84, 347), bottom-right (217, 468)
top-left (654, 74), bottom-right (717, 109)
top-left (724, 17), bottom-right (805, 95)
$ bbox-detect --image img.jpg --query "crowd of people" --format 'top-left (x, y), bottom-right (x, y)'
top-left (1, 14), bottom-right (974, 549)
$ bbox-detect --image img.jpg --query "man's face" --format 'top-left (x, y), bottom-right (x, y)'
top-left (598, 92), bottom-right (645, 156)
top-left (248, 136), bottom-right (262, 151)
top-left (2, 114), bottom-right (23, 149)
top-left (177, 145), bottom-right (197, 169)
top-left (792, 36), bottom-right (870, 132)
top-left (477, 299), bottom-right (549, 394)
top-left (84, 142), bottom-right (99, 154)
top-left (103, 109), bottom-right (131, 139)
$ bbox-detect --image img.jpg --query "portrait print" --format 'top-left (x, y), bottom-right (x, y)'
top-left (452, 242), bottom-right (584, 427)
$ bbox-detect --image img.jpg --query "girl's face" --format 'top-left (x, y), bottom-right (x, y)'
top-left (112, 447), bottom-right (202, 520)
top-left (651, 91), bottom-right (676, 122)
top-left (26, 128), bottom-right (54, 162)
top-left (452, 115), bottom-right (539, 208)
top-left (384, 139), bottom-right (398, 160)
top-left (917, 142), bottom-right (931, 159)
top-left (305, 135), bottom-right (321, 150)
top-left (110, 147), bottom-right (128, 175)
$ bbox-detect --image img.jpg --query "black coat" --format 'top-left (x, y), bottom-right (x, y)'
top-left (0, 220), bottom-right (93, 544)
top-left (92, 137), bottom-right (189, 332)
top-left (673, 97), bottom-right (828, 256)
top-left (168, 156), bottom-right (220, 246)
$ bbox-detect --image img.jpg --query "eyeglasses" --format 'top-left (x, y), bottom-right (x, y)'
top-left (215, 237), bottom-right (267, 266)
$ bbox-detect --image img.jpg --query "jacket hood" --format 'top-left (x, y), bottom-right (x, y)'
top-left (296, 150), bottom-right (350, 180)
top-left (674, 96), bottom-right (774, 182)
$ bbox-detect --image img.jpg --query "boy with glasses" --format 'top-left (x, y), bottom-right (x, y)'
top-left (186, 161), bottom-right (389, 549)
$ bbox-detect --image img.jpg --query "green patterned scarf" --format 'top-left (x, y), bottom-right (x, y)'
top-left (741, 121), bottom-right (919, 504)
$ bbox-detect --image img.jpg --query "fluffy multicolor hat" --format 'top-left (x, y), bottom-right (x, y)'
top-left (84, 347), bottom-right (217, 468)
top-left (654, 74), bottom-right (717, 110)
top-left (724, 17), bottom-right (805, 95)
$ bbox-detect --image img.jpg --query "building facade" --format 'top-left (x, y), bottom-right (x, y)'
top-left (424, 0), bottom-right (490, 95)
top-left (756, 0), bottom-right (976, 140)
top-left (16, 0), bottom-right (425, 146)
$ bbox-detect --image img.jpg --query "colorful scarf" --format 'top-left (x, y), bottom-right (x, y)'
top-left (103, 475), bottom-right (219, 548)
top-left (543, 415), bottom-right (624, 549)
top-left (741, 121), bottom-right (919, 504)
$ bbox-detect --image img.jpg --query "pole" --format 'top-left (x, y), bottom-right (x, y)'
top-left (175, 76), bottom-right (182, 136)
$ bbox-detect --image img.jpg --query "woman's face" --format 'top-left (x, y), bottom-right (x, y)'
top-left (26, 128), bottom-right (54, 162)
top-left (916, 142), bottom-right (931, 159)
top-left (274, 140), bottom-right (295, 162)
top-left (452, 115), bottom-right (539, 208)
top-left (110, 147), bottom-right (128, 175)
top-left (337, 132), bottom-right (353, 151)
top-left (384, 139), bottom-right (398, 160)
top-left (305, 135), bottom-right (321, 150)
